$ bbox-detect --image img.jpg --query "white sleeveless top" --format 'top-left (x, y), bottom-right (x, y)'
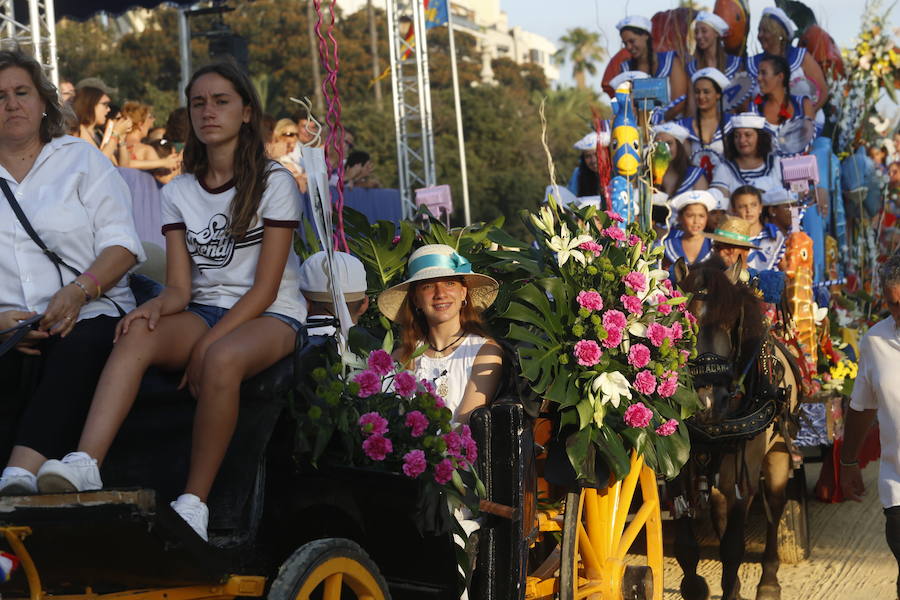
top-left (414, 334), bottom-right (488, 423)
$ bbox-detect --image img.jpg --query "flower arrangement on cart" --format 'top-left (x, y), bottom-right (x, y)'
top-left (490, 197), bottom-right (703, 484)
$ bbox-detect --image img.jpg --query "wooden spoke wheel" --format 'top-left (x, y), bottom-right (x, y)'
top-left (559, 453), bottom-right (663, 600)
top-left (268, 538), bottom-right (390, 600)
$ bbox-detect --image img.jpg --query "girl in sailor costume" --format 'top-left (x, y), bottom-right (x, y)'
top-left (617, 15), bottom-right (688, 118)
top-left (731, 185), bottom-right (789, 271)
top-left (710, 113), bottom-right (783, 201)
top-left (653, 122), bottom-right (709, 198)
top-left (747, 7), bottom-right (828, 112)
top-left (749, 54), bottom-right (816, 154)
top-left (686, 12), bottom-right (744, 80)
top-left (662, 190), bottom-right (717, 267)
top-left (677, 67), bottom-right (733, 181)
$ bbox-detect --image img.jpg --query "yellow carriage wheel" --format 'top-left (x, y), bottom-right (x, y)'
top-left (559, 453), bottom-right (663, 600)
top-left (268, 538), bottom-right (389, 600)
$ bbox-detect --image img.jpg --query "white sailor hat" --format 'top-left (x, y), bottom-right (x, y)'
top-left (671, 189), bottom-right (718, 213)
top-left (694, 11), bottom-right (729, 36)
top-left (616, 16), bottom-right (652, 35)
top-left (708, 187), bottom-right (730, 212)
top-left (691, 67), bottom-right (730, 91)
top-left (652, 121), bottom-right (691, 144)
top-left (731, 112), bottom-right (767, 130)
top-left (762, 7), bottom-right (797, 39)
top-left (298, 251), bottom-right (368, 302)
top-left (609, 70), bottom-right (649, 90)
top-left (762, 188), bottom-right (796, 206)
top-left (573, 130), bottom-right (610, 150)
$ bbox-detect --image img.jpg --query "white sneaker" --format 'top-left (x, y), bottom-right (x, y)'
top-left (0, 468), bottom-right (37, 495)
top-left (37, 452), bottom-right (102, 493)
top-left (170, 493), bottom-right (209, 542)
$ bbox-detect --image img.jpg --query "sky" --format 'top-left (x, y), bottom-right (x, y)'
top-left (504, 0), bottom-right (900, 89)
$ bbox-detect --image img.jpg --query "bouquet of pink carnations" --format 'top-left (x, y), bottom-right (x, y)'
top-left (493, 197), bottom-right (702, 483)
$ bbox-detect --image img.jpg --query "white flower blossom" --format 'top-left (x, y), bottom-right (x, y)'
top-left (591, 371), bottom-right (633, 408)
top-left (548, 222), bottom-right (593, 267)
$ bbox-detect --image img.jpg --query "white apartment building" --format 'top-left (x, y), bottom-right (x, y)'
top-left (339, 0), bottom-right (560, 84)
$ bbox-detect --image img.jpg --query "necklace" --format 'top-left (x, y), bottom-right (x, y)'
top-left (430, 332), bottom-right (465, 358)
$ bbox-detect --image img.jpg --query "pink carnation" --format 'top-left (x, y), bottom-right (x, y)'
top-left (605, 209), bottom-right (625, 222)
top-left (420, 378), bottom-right (436, 395)
top-left (620, 294), bottom-right (643, 316)
top-left (362, 434), bottom-right (393, 461)
top-left (657, 373), bottom-right (678, 398)
top-left (670, 322), bottom-right (684, 341)
top-left (628, 234), bottom-right (641, 248)
top-left (680, 349), bottom-right (691, 362)
top-left (647, 323), bottom-right (670, 347)
top-left (462, 433), bottom-right (478, 464)
top-left (633, 370), bottom-right (657, 395)
top-left (402, 449), bottom-right (427, 478)
top-left (602, 326), bottom-right (623, 349)
top-left (367, 349), bottom-right (394, 376)
top-left (358, 411), bottom-right (388, 436)
top-left (577, 290), bottom-right (604, 311)
top-left (405, 410), bottom-right (429, 437)
top-left (354, 370), bottom-right (381, 398)
top-left (603, 226), bottom-right (626, 241)
top-left (661, 279), bottom-right (674, 294)
top-left (656, 419), bottom-right (679, 436)
top-left (684, 311), bottom-right (698, 327)
top-left (623, 271), bottom-right (648, 293)
top-left (392, 235), bottom-right (401, 245)
top-left (578, 240), bottom-right (603, 256)
top-left (573, 339), bottom-right (603, 367)
top-left (394, 371), bottom-right (417, 397)
top-left (624, 402), bottom-right (654, 428)
top-left (627, 343), bottom-right (651, 368)
top-left (443, 431), bottom-right (464, 459)
top-left (657, 303), bottom-right (673, 315)
top-left (434, 458), bottom-right (455, 485)
top-left (602, 309), bottom-right (627, 330)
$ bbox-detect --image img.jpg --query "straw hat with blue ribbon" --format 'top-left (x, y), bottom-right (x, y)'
top-left (702, 216), bottom-right (760, 249)
top-left (377, 244), bottom-right (499, 321)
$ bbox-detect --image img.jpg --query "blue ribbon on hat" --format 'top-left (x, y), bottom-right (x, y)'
top-left (408, 251), bottom-right (473, 277)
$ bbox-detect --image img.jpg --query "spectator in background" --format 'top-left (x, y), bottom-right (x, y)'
top-left (889, 161), bottom-right (900, 191)
top-left (870, 145), bottom-right (889, 175)
top-left (346, 150), bottom-right (381, 189)
top-left (163, 107), bottom-right (188, 150)
top-left (72, 86), bottom-right (131, 166)
top-left (146, 127), bottom-right (166, 142)
top-left (120, 101), bottom-right (181, 172)
top-left (273, 118), bottom-right (299, 156)
top-left (58, 79), bottom-right (75, 104)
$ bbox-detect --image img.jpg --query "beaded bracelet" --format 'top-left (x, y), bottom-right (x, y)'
top-left (71, 280), bottom-right (92, 302)
top-left (82, 271), bottom-right (102, 299)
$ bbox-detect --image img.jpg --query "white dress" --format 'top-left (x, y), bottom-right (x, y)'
top-left (414, 334), bottom-right (488, 424)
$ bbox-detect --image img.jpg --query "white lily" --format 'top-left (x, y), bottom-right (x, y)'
top-left (530, 204), bottom-right (556, 234)
top-left (591, 371), bottom-right (633, 408)
top-left (548, 222), bottom-right (593, 267)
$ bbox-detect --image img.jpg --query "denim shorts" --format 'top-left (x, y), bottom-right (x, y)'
top-left (186, 302), bottom-right (302, 332)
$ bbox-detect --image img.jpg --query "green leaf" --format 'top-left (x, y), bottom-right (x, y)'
top-left (565, 427), bottom-right (597, 485)
top-left (594, 426), bottom-right (630, 480)
top-left (487, 227), bottom-right (531, 249)
top-left (576, 398), bottom-right (593, 429)
top-left (506, 322), bottom-right (553, 349)
top-left (502, 300), bottom-right (561, 336)
top-left (381, 328), bottom-right (394, 353)
top-left (514, 283), bottom-right (563, 331)
top-left (548, 370), bottom-right (579, 408)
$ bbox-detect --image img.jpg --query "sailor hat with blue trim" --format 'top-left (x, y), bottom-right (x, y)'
top-left (377, 244), bottom-right (499, 321)
top-left (731, 112), bottom-right (767, 130)
top-left (616, 16), bottom-right (652, 35)
top-left (609, 70), bottom-right (649, 91)
top-left (691, 67), bottom-right (730, 91)
top-left (652, 122), bottom-right (691, 144)
top-left (762, 7), bottom-right (797, 39)
top-left (573, 130), bottom-right (611, 150)
top-left (694, 11), bottom-right (729, 36)
top-left (671, 190), bottom-right (718, 213)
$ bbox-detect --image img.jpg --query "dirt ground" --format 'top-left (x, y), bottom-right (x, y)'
top-left (660, 461), bottom-right (897, 600)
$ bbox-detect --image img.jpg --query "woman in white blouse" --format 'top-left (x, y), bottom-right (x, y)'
top-left (0, 49), bottom-right (144, 495)
top-left (379, 244), bottom-right (503, 425)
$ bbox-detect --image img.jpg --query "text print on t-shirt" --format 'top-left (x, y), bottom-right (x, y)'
top-left (185, 213), bottom-right (264, 271)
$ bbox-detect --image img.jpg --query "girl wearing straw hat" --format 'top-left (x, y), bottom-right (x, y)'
top-left (378, 245), bottom-right (503, 425)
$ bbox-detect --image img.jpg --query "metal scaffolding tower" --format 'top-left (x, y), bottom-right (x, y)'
top-left (0, 0), bottom-right (59, 86)
top-left (385, 0), bottom-right (436, 219)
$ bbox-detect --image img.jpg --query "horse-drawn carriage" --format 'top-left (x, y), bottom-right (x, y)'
top-left (0, 324), bottom-right (665, 600)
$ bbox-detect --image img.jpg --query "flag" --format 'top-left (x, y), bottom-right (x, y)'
top-left (424, 0), bottom-right (448, 29)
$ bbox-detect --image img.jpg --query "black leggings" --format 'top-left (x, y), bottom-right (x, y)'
top-left (886, 506), bottom-right (900, 599)
top-left (0, 315), bottom-right (117, 464)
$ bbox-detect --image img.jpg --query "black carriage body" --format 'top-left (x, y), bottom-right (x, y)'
top-left (0, 332), bottom-right (536, 600)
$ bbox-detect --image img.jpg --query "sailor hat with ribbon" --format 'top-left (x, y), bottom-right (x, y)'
top-left (762, 7), bottom-right (798, 40)
top-left (694, 11), bottom-right (729, 36)
top-left (609, 70), bottom-right (649, 91)
top-left (731, 112), bottom-right (767, 130)
top-left (652, 121), bottom-right (691, 144)
top-left (573, 130), bottom-right (611, 151)
top-left (691, 67), bottom-right (731, 91)
top-left (377, 244), bottom-right (499, 321)
top-left (671, 189), bottom-right (718, 213)
top-left (616, 15), bottom-right (652, 34)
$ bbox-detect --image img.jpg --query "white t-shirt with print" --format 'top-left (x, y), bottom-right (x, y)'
top-left (850, 317), bottom-right (900, 508)
top-left (160, 165), bottom-right (307, 321)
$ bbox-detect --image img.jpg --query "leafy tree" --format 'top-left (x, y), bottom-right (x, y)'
top-left (553, 27), bottom-right (606, 90)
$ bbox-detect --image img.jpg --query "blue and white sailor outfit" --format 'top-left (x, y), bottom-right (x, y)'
top-left (678, 114), bottom-right (733, 180)
top-left (748, 94), bottom-right (809, 136)
top-left (747, 223), bottom-right (787, 271)
top-left (747, 47), bottom-right (807, 89)
top-left (663, 229), bottom-right (713, 266)
top-left (686, 54), bottom-right (744, 79)
top-left (621, 51), bottom-right (677, 77)
top-left (710, 156), bottom-right (783, 195)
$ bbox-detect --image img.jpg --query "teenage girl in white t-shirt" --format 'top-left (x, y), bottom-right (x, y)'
top-left (33, 62), bottom-right (307, 541)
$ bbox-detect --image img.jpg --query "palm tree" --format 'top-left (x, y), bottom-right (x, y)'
top-left (554, 27), bottom-right (606, 90)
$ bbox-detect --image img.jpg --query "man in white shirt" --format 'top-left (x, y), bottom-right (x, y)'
top-left (841, 251), bottom-right (900, 600)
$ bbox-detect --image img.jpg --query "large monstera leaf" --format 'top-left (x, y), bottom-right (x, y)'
top-left (343, 207), bottom-right (416, 294)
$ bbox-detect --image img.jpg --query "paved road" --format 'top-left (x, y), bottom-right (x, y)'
top-left (661, 461), bottom-right (896, 600)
